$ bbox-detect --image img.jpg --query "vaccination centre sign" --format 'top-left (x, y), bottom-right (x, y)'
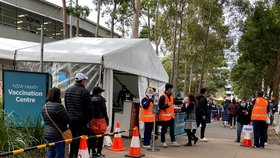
top-left (3, 70), bottom-right (51, 125)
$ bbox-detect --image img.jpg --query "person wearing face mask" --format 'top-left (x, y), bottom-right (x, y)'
top-left (235, 100), bottom-right (251, 142)
top-left (158, 83), bottom-right (180, 147)
top-left (140, 87), bottom-right (155, 148)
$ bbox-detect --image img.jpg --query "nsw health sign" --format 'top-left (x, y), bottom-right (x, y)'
top-left (3, 70), bottom-right (51, 125)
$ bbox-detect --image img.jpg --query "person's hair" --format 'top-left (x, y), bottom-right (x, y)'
top-left (165, 83), bottom-right (173, 90)
top-left (188, 93), bottom-right (198, 107)
top-left (46, 87), bottom-right (61, 103)
top-left (232, 98), bottom-right (236, 104)
top-left (257, 91), bottom-right (264, 97)
top-left (200, 88), bottom-right (206, 94)
top-left (145, 87), bottom-right (154, 93)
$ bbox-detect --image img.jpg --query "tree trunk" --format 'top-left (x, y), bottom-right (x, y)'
top-left (172, 0), bottom-right (184, 96)
top-left (132, 0), bottom-right (140, 38)
top-left (147, 3), bottom-right (151, 38)
top-left (95, 0), bottom-right (101, 37)
top-left (75, 0), bottom-right (79, 36)
top-left (171, 0), bottom-right (178, 85)
top-left (62, 0), bottom-right (68, 39)
top-left (183, 62), bottom-right (189, 96)
top-left (199, 8), bottom-right (212, 91)
top-left (272, 51), bottom-right (280, 104)
top-left (111, 1), bottom-right (117, 38)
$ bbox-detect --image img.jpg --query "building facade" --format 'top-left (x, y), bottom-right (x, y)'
top-left (0, 0), bottom-right (120, 43)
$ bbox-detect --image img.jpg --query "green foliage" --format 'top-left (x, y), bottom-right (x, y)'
top-left (0, 111), bottom-right (45, 157)
top-left (231, 0), bottom-right (280, 99)
top-left (67, 5), bottom-right (91, 18)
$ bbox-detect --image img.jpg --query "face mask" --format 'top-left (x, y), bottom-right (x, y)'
top-left (146, 93), bottom-right (153, 97)
top-left (241, 103), bottom-right (246, 107)
top-left (169, 89), bottom-right (173, 94)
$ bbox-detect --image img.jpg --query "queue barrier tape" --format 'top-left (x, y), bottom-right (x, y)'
top-left (0, 129), bottom-right (132, 157)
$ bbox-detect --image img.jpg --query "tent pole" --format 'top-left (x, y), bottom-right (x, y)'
top-left (40, 24), bottom-right (44, 72)
top-left (13, 50), bottom-right (17, 70)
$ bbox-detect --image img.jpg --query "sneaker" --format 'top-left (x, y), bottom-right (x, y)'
top-left (170, 141), bottom-right (180, 147)
top-left (235, 140), bottom-right (240, 143)
top-left (162, 142), bottom-right (168, 148)
top-left (265, 142), bottom-right (268, 145)
top-left (95, 153), bottom-right (105, 158)
top-left (200, 138), bottom-right (208, 142)
top-left (142, 145), bottom-right (151, 149)
top-left (230, 126), bottom-right (233, 129)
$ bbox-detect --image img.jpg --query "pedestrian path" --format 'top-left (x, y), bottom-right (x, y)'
top-left (103, 121), bottom-right (280, 158)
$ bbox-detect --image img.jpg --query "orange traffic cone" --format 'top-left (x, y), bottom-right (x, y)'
top-left (241, 132), bottom-right (252, 147)
top-left (108, 122), bottom-right (126, 151)
top-left (77, 135), bottom-right (90, 158)
top-left (125, 127), bottom-right (145, 158)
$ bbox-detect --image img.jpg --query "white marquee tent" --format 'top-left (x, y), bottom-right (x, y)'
top-left (0, 37), bottom-right (38, 65)
top-left (15, 37), bottom-right (169, 129)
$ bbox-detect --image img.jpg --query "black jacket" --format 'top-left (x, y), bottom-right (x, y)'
top-left (237, 105), bottom-right (251, 125)
top-left (91, 95), bottom-right (109, 125)
top-left (42, 101), bottom-right (70, 139)
top-left (65, 83), bottom-right (92, 121)
top-left (174, 97), bottom-right (183, 106)
top-left (196, 94), bottom-right (208, 119)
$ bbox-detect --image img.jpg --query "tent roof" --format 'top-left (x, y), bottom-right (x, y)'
top-left (16, 37), bottom-right (169, 82)
top-left (0, 37), bottom-right (38, 65)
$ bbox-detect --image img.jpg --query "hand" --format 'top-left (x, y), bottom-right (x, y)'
top-left (202, 116), bottom-right (206, 120)
top-left (168, 102), bottom-right (172, 106)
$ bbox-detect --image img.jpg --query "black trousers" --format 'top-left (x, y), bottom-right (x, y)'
top-left (196, 119), bottom-right (206, 139)
top-left (143, 122), bottom-right (154, 145)
top-left (69, 120), bottom-right (88, 158)
top-left (253, 121), bottom-right (266, 148)
top-left (185, 129), bottom-right (197, 144)
top-left (229, 114), bottom-right (237, 126)
top-left (88, 136), bottom-right (104, 154)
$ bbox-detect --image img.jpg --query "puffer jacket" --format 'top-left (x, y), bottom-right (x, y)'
top-left (196, 94), bottom-right (208, 119)
top-left (42, 101), bottom-right (70, 139)
top-left (91, 95), bottom-right (109, 125)
top-left (65, 83), bottom-right (92, 121)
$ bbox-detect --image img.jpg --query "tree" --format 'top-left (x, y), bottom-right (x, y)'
top-left (95, 0), bottom-right (101, 37)
top-left (131, 0), bottom-right (140, 38)
top-left (62, 0), bottom-right (68, 39)
top-left (231, 0), bottom-right (280, 102)
top-left (67, 1), bottom-right (90, 36)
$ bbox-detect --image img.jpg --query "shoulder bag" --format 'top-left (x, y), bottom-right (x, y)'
top-left (45, 105), bottom-right (72, 143)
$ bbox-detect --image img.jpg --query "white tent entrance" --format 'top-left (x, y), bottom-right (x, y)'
top-left (15, 37), bottom-right (169, 133)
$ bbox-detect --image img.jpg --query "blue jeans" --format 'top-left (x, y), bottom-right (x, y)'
top-left (161, 119), bottom-right (175, 143)
top-left (252, 121), bottom-right (266, 147)
top-left (46, 138), bottom-right (65, 158)
top-left (236, 122), bottom-right (243, 142)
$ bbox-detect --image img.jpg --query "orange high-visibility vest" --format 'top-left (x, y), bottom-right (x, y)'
top-left (140, 97), bottom-right (154, 122)
top-left (251, 97), bottom-right (268, 121)
top-left (158, 93), bottom-right (174, 121)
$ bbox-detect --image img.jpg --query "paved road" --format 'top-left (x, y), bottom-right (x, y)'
top-left (102, 121), bottom-right (280, 158)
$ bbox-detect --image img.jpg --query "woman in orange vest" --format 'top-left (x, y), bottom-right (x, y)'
top-left (158, 83), bottom-right (180, 148)
top-left (140, 87), bottom-right (155, 148)
top-left (251, 91), bottom-right (268, 148)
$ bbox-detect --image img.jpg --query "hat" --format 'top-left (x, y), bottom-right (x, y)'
top-left (75, 73), bottom-right (88, 81)
top-left (92, 87), bottom-right (105, 94)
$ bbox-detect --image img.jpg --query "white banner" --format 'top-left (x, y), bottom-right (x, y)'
top-left (242, 125), bottom-right (253, 133)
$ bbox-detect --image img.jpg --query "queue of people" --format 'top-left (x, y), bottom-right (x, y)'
top-left (41, 72), bottom-right (275, 158)
top-left (222, 90), bottom-right (275, 149)
top-left (42, 73), bottom-right (109, 158)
